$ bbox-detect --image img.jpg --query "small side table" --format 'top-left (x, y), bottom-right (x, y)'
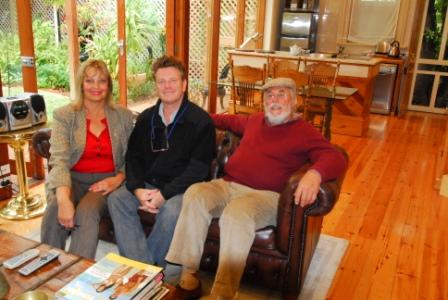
top-left (0, 124), bottom-right (47, 220)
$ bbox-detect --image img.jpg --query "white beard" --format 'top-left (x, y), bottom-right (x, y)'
top-left (264, 103), bottom-right (291, 125)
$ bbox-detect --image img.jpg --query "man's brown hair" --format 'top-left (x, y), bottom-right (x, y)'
top-left (152, 55), bottom-right (186, 80)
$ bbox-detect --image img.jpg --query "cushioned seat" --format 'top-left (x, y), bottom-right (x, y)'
top-left (32, 128), bottom-right (347, 299)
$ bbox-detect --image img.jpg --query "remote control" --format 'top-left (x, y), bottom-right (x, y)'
top-left (18, 249), bottom-right (60, 276)
top-left (3, 248), bottom-right (40, 269)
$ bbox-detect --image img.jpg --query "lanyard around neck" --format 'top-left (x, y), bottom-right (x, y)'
top-left (151, 102), bottom-right (189, 140)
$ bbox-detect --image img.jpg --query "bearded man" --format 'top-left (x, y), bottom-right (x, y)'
top-left (165, 77), bottom-right (347, 300)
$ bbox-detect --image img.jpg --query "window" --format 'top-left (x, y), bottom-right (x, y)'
top-left (348, 0), bottom-right (401, 45)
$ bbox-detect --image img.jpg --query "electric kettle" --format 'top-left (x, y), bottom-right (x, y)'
top-left (388, 40), bottom-right (400, 58)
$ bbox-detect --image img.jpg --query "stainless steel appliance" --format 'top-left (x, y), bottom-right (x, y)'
top-left (371, 64), bottom-right (397, 114)
top-left (375, 39), bottom-right (392, 54)
top-left (279, 8), bottom-right (318, 52)
top-left (0, 94), bottom-right (36, 131)
top-left (280, 36), bottom-right (309, 51)
top-left (281, 12), bottom-right (312, 35)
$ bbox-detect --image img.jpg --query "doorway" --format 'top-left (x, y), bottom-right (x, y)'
top-left (408, 0), bottom-right (448, 114)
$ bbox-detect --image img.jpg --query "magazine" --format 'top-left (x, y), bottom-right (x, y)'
top-left (56, 253), bottom-right (163, 300)
top-left (151, 285), bottom-right (170, 300)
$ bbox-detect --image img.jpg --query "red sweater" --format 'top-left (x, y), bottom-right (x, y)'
top-left (211, 113), bottom-right (347, 193)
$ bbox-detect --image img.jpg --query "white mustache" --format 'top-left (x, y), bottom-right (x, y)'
top-left (268, 103), bottom-right (286, 110)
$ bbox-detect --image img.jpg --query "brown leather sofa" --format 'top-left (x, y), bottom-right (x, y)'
top-left (32, 128), bottom-right (347, 299)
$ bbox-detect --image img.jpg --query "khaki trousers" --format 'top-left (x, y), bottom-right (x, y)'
top-left (165, 178), bottom-right (279, 298)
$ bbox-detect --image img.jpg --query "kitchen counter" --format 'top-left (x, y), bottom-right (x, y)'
top-left (228, 49), bottom-right (404, 136)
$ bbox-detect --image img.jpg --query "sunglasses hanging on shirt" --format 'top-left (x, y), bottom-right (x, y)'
top-left (150, 103), bottom-right (189, 152)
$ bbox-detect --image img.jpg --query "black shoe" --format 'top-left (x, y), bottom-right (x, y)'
top-left (174, 281), bottom-right (203, 300)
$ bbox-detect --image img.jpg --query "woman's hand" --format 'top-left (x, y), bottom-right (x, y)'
top-left (89, 173), bottom-right (125, 195)
top-left (56, 186), bottom-right (75, 228)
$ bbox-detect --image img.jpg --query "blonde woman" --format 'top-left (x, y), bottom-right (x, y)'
top-left (41, 59), bottom-right (134, 259)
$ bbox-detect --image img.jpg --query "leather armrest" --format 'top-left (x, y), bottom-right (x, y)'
top-left (275, 145), bottom-right (348, 253)
top-left (31, 128), bottom-right (52, 159)
top-left (211, 130), bottom-right (240, 179)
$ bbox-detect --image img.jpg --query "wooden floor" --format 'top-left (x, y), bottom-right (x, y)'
top-left (326, 111), bottom-right (448, 300)
top-left (2, 110), bottom-right (447, 299)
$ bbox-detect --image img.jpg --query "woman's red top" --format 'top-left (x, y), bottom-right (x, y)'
top-left (71, 118), bottom-right (115, 173)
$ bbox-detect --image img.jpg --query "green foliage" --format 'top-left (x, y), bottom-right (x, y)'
top-left (33, 19), bottom-right (69, 89)
top-left (1, 0), bottom-right (164, 98)
top-left (0, 19), bottom-right (69, 90)
top-left (84, 27), bottom-right (119, 78)
top-left (83, 0), bottom-right (162, 80)
top-left (423, 0), bottom-right (448, 56)
top-left (42, 0), bottom-right (64, 7)
top-left (128, 80), bottom-right (155, 101)
top-left (0, 32), bottom-right (21, 85)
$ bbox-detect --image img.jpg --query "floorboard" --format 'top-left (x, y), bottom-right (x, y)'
top-left (327, 111), bottom-right (448, 300)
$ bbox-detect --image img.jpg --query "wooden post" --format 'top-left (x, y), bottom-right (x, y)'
top-left (165, 0), bottom-right (190, 69)
top-left (65, 0), bottom-right (79, 100)
top-left (15, 0), bottom-right (44, 179)
top-left (235, 0), bottom-right (246, 48)
top-left (117, 0), bottom-right (127, 107)
top-left (165, 0), bottom-right (175, 57)
top-left (256, 0), bottom-right (266, 49)
top-left (207, 0), bottom-right (221, 114)
top-left (16, 0), bottom-right (37, 93)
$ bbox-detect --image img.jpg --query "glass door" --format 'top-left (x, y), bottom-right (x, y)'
top-left (124, 0), bottom-right (166, 110)
top-left (0, 1), bottom-right (23, 97)
top-left (408, 0), bottom-right (448, 113)
top-left (187, 0), bottom-right (262, 112)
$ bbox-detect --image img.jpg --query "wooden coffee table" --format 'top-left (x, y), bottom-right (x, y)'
top-left (0, 229), bottom-right (174, 299)
top-left (0, 230), bottom-right (81, 299)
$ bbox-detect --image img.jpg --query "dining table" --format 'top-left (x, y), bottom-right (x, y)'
top-left (300, 85), bottom-right (358, 139)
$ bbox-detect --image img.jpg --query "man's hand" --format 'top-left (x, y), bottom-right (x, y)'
top-left (89, 173), bottom-right (125, 195)
top-left (134, 188), bottom-right (166, 214)
top-left (294, 169), bottom-right (322, 207)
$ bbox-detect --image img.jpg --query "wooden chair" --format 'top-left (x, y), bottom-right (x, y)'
top-left (303, 61), bottom-right (340, 135)
top-left (230, 60), bottom-right (266, 114)
top-left (272, 58), bottom-right (308, 110)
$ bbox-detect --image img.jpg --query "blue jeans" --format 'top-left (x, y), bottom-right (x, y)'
top-left (107, 183), bottom-right (183, 267)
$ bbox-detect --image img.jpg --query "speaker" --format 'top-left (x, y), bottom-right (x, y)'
top-left (1, 95), bottom-right (33, 131)
top-left (29, 93), bottom-right (47, 125)
top-left (0, 102), bottom-right (9, 132)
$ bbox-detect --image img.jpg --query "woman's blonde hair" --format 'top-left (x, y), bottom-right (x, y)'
top-left (72, 59), bottom-right (114, 110)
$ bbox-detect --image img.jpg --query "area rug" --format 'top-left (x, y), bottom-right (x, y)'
top-left (298, 234), bottom-right (348, 300)
top-left (0, 215), bottom-right (348, 300)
